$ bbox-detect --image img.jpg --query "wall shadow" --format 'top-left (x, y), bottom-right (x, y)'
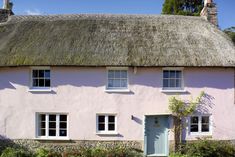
top-left (181, 92), bottom-right (215, 141)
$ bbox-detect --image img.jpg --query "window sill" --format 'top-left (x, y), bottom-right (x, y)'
top-left (189, 133), bottom-right (212, 136)
top-left (105, 89), bottom-right (130, 93)
top-left (34, 137), bottom-right (70, 141)
top-left (96, 132), bottom-right (119, 136)
top-left (160, 89), bottom-right (187, 93)
top-left (28, 88), bottom-right (52, 92)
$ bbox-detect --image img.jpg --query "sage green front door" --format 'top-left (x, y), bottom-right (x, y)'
top-left (145, 115), bottom-right (169, 156)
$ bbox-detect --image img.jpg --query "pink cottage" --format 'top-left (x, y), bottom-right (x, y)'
top-left (0, 0), bottom-right (234, 156)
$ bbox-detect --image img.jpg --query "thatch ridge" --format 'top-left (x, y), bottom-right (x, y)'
top-left (0, 14), bottom-right (234, 67)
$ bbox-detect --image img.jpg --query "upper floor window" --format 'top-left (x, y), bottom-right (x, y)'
top-left (97, 114), bottom-right (117, 134)
top-left (163, 69), bottom-right (183, 90)
top-left (32, 69), bottom-right (50, 88)
top-left (190, 115), bottom-right (211, 135)
top-left (107, 69), bottom-right (128, 90)
top-left (37, 113), bottom-right (68, 139)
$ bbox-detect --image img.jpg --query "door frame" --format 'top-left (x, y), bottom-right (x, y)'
top-left (144, 114), bottom-right (171, 157)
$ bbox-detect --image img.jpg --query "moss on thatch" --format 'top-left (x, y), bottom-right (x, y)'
top-left (0, 14), bottom-right (234, 67)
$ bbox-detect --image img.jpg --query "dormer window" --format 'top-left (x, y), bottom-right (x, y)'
top-left (162, 68), bottom-right (184, 91)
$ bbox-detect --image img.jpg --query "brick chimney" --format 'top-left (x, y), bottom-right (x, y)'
top-left (0, 0), bottom-right (13, 23)
top-left (200, 0), bottom-right (218, 26)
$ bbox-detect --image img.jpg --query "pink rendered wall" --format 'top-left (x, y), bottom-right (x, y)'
top-left (0, 67), bottom-right (234, 141)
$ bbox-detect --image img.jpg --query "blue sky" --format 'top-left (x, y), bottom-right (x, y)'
top-left (0, 0), bottom-right (234, 29)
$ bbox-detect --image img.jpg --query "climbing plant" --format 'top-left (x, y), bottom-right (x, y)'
top-left (168, 91), bottom-right (205, 152)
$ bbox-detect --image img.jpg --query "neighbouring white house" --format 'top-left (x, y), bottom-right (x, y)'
top-left (0, 0), bottom-right (234, 156)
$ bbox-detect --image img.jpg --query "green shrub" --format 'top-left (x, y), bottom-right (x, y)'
top-left (1, 146), bottom-right (142, 157)
top-left (183, 139), bottom-right (235, 157)
top-left (0, 147), bottom-right (32, 157)
top-left (35, 148), bottom-right (50, 157)
top-left (35, 148), bottom-right (61, 157)
top-left (63, 147), bottom-right (142, 157)
top-left (170, 153), bottom-right (188, 157)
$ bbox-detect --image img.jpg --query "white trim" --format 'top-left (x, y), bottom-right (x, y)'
top-left (160, 89), bottom-right (187, 93)
top-left (96, 132), bottom-right (118, 135)
top-left (36, 113), bottom-right (69, 139)
top-left (34, 137), bottom-right (70, 141)
top-left (161, 68), bottom-right (185, 91)
top-left (96, 114), bottom-right (117, 134)
top-left (105, 67), bottom-right (129, 91)
top-left (28, 88), bottom-right (52, 92)
top-left (29, 67), bottom-right (51, 90)
top-left (188, 115), bottom-right (212, 136)
top-left (104, 89), bottom-right (130, 93)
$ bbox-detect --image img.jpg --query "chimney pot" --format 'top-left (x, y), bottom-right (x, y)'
top-left (201, 0), bottom-right (218, 27)
top-left (0, 0), bottom-right (13, 23)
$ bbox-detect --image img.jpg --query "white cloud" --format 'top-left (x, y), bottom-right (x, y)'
top-left (25, 9), bottom-right (42, 15)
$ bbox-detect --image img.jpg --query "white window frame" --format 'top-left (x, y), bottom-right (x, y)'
top-left (161, 67), bottom-right (185, 92)
top-left (29, 67), bottom-right (52, 92)
top-left (105, 67), bottom-right (129, 92)
top-left (36, 113), bottom-right (69, 140)
top-left (188, 115), bottom-right (212, 136)
top-left (96, 114), bottom-right (117, 135)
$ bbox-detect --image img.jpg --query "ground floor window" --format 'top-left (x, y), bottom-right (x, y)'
top-left (37, 113), bottom-right (68, 139)
top-left (189, 115), bottom-right (211, 135)
top-left (97, 114), bottom-right (117, 133)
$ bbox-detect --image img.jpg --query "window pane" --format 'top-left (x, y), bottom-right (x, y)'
top-left (108, 124), bottom-right (115, 131)
top-left (163, 71), bottom-right (169, 78)
top-left (120, 70), bottom-right (127, 78)
top-left (40, 122), bottom-right (45, 128)
top-left (108, 70), bottom-right (114, 78)
top-left (120, 79), bottom-right (127, 88)
top-left (45, 70), bottom-right (50, 78)
top-left (45, 79), bottom-right (50, 87)
top-left (176, 71), bottom-right (182, 78)
top-left (98, 116), bottom-right (105, 123)
top-left (60, 122), bottom-right (67, 129)
top-left (33, 79), bottom-right (38, 87)
top-left (202, 116), bottom-right (209, 123)
top-left (98, 124), bottom-right (105, 131)
top-left (39, 79), bottom-right (45, 87)
top-left (39, 70), bottom-right (44, 77)
top-left (191, 117), bottom-right (198, 124)
top-left (40, 129), bottom-right (46, 136)
top-left (176, 79), bottom-right (181, 88)
top-left (108, 116), bottom-right (115, 123)
top-left (59, 130), bottom-right (67, 136)
top-left (169, 79), bottom-right (175, 87)
top-left (33, 70), bottom-right (38, 78)
top-left (108, 79), bottom-right (114, 88)
top-left (49, 130), bottom-right (56, 136)
top-left (60, 115), bottom-right (67, 121)
top-left (114, 70), bottom-right (121, 78)
top-left (170, 71), bottom-right (175, 78)
top-left (190, 125), bottom-right (198, 132)
top-left (49, 122), bottom-right (56, 128)
top-left (39, 114), bottom-right (46, 136)
top-left (113, 79), bottom-right (120, 87)
top-left (163, 79), bottom-right (168, 87)
top-left (40, 114), bottom-right (46, 121)
top-left (202, 124), bottom-right (209, 132)
top-left (49, 115), bottom-right (56, 121)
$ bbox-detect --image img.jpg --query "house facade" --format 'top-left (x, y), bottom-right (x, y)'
top-left (0, 0), bottom-right (235, 156)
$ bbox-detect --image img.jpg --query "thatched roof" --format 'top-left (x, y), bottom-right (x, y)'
top-left (0, 14), bottom-right (234, 67)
